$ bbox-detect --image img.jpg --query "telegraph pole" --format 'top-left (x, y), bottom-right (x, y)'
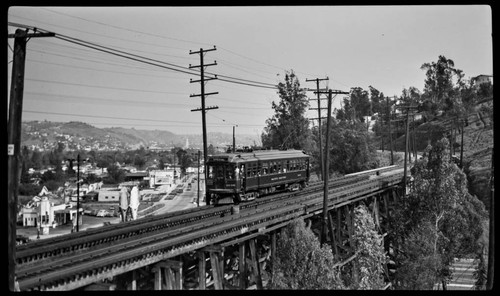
top-left (315, 88), bottom-right (349, 245)
top-left (306, 77), bottom-right (329, 181)
top-left (8, 28), bottom-right (54, 291)
top-left (197, 150), bottom-right (201, 207)
top-left (233, 125), bottom-right (236, 152)
top-left (386, 97), bottom-right (394, 165)
top-left (397, 104), bottom-right (418, 198)
top-left (190, 46), bottom-right (218, 205)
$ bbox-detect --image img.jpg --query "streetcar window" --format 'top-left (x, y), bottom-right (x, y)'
top-left (247, 163), bottom-right (253, 177)
top-left (216, 166), bottom-right (224, 178)
top-left (226, 164), bottom-right (235, 179)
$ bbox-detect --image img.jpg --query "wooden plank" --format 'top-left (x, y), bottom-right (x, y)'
top-left (209, 252), bottom-right (223, 290)
top-left (239, 242), bottom-right (247, 290)
top-left (248, 239), bottom-right (263, 290)
top-left (153, 266), bottom-right (161, 290)
top-left (271, 231), bottom-right (276, 275)
top-left (165, 267), bottom-right (173, 290)
top-left (198, 251), bottom-right (206, 290)
top-left (327, 211), bottom-right (338, 258)
top-left (131, 270), bottom-right (137, 290)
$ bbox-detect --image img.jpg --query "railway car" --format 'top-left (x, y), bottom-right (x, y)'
top-left (206, 149), bottom-right (311, 205)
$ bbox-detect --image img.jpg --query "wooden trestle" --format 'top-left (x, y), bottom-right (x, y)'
top-left (143, 186), bottom-right (402, 290)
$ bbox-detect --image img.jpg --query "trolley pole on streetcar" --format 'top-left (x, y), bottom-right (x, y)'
top-left (8, 28), bottom-right (54, 291)
top-left (306, 77), bottom-right (329, 181)
top-left (190, 46), bottom-right (218, 205)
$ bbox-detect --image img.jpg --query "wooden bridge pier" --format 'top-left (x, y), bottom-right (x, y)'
top-left (152, 260), bottom-right (183, 290)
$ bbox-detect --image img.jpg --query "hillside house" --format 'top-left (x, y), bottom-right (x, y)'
top-left (472, 74), bottom-right (493, 88)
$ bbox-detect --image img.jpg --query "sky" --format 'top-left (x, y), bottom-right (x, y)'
top-left (7, 6), bottom-right (493, 137)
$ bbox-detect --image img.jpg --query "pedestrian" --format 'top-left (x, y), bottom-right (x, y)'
top-left (129, 185), bottom-right (140, 220)
top-left (119, 187), bottom-right (129, 222)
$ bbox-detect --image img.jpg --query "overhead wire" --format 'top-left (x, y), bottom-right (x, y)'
top-left (9, 21), bottom-right (279, 89)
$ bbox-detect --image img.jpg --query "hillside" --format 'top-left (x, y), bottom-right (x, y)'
top-left (21, 121), bottom-right (259, 151)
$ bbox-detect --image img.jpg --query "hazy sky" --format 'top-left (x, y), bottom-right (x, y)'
top-left (7, 6), bottom-right (492, 137)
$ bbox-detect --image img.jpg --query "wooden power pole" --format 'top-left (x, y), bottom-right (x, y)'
top-left (306, 77), bottom-right (329, 181)
top-left (8, 28), bottom-right (54, 291)
top-left (315, 88), bottom-right (349, 245)
top-left (189, 46), bottom-right (218, 205)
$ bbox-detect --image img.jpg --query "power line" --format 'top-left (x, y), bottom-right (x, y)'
top-left (9, 22), bottom-right (279, 89)
top-left (25, 77), bottom-right (188, 95)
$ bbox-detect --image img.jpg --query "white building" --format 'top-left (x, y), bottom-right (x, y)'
top-left (21, 195), bottom-right (82, 229)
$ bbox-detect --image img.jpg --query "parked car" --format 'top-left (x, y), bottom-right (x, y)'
top-left (16, 235), bottom-right (30, 246)
top-left (96, 209), bottom-right (110, 217)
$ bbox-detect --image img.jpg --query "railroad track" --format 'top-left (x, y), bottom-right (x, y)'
top-left (16, 166), bottom-right (403, 290)
top-left (17, 165), bottom-right (396, 265)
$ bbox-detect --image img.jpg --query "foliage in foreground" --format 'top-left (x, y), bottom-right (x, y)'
top-left (269, 219), bottom-right (345, 289)
top-left (391, 138), bottom-right (487, 289)
top-left (352, 204), bottom-right (387, 290)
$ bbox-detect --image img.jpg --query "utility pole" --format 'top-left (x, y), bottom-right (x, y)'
top-left (315, 88), bottom-right (349, 245)
top-left (306, 77), bottom-right (329, 181)
top-left (386, 97), bottom-right (394, 165)
top-left (190, 46), bottom-right (218, 205)
top-left (197, 150), bottom-right (201, 207)
top-left (233, 125), bottom-right (237, 152)
top-left (397, 104), bottom-right (418, 198)
top-left (8, 28), bottom-right (54, 291)
top-left (76, 154), bottom-right (80, 232)
top-left (322, 89), bottom-right (333, 245)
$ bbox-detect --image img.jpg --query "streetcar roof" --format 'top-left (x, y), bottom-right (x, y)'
top-left (207, 149), bottom-right (310, 163)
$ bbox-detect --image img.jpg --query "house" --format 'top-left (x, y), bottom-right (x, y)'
top-left (98, 189), bottom-right (121, 202)
top-left (472, 74), bottom-right (493, 88)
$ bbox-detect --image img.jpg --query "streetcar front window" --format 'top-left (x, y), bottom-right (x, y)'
top-left (225, 164), bottom-right (235, 179)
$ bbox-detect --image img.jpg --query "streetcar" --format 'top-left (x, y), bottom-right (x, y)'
top-left (205, 149), bottom-right (310, 204)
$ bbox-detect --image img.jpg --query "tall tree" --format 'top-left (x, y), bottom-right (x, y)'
top-left (368, 86), bottom-right (385, 115)
top-left (261, 70), bottom-right (312, 150)
top-left (420, 55), bottom-right (464, 113)
top-left (391, 138), bottom-right (487, 289)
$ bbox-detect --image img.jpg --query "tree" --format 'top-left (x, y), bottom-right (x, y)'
top-left (176, 148), bottom-right (192, 176)
top-left (106, 163), bottom-right (125, 184)
top-left (368, 86), bottom-right (385, 115)
top-left (261, 70), bottom-right (312, 150)
top-left (391, 138), bottom-right (487, 289)
top-left (325, 121), bottom-right (378, 175)
top-left (270, 218), bottom-right (345, 289)
top-left (420, 55), bottom-right (464, 113)
top-left (352, 204), bottom-right (387, 290)
top-left (158, 158), bottom-right (165, 170)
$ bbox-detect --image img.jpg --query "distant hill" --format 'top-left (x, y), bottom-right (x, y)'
top-left (21, 121), bottom-right (259, 151)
